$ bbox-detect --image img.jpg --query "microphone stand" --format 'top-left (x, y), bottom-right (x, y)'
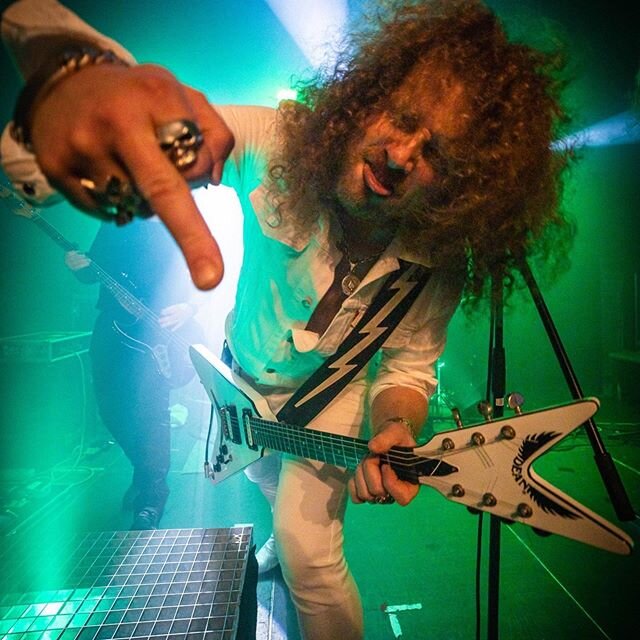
top-left (481, 259), bottom-right (636, 640)
top-left (484, 278), bottom-right (506, 640)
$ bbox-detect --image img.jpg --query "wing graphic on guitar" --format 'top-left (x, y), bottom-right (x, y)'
top-left (190, 344), bottom-right (634, 556)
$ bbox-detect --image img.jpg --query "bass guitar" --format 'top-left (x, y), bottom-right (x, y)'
top-left (189, 343), bottom-right (634, 556)
top-left (1, 185), bottom-right (202, 388)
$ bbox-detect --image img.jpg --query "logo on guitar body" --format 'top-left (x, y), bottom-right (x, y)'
top-left (511, 431), bottom-right (579, 520)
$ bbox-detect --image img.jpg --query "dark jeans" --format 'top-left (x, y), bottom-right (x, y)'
top-left (90, 312), bottom-right (171, 514)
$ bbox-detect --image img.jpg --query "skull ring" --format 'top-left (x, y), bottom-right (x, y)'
top-left (156, 119), bottom-right (204, 170)
top-left (80, 175), bottom-right (143, 226)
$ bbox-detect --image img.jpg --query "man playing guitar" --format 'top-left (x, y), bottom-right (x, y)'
top-left (66, 216), bottom-right (203, 530)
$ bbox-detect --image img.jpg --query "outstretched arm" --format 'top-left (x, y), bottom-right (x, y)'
top-left (2, 0), bottom-right (234, 290)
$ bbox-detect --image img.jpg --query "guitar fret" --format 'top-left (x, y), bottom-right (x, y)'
top-left (249, 417), bottom-right (369, 469)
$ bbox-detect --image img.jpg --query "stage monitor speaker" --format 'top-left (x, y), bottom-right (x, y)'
top-left (0, 331), bottom-right (92, 471)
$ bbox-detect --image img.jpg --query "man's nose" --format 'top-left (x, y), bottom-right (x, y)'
top-left (386, 132), bottom-right (427, 173)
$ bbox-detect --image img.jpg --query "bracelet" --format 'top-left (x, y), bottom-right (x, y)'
top-left (12, 43), bottom-right (129, 149)
top-left (378, 416), bottom-right (419, 439)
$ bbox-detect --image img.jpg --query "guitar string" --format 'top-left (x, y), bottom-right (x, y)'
top-left (247, 416), bottom-right (532, 513)
top-left (248, 414), bottom-right (423, 467)
top-left (226, 413), bottom-right (522, 473)
top-left (229, 414), bottom-right (374, 468)
top-left (226, 414), bottom-right (448, 471)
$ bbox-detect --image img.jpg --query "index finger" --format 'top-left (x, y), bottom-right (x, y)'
top-left (381, 464), bottom-right (419, 506)
top-left (119, 134), bottom-right (224, 289)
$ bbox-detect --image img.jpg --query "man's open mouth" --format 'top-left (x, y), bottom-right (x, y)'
top-left (363, 160), bottom-right (394, 197)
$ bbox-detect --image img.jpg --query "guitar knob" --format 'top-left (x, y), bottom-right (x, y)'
top-left (451, 484), bottom-right (465, 498)
top-left (450, 407), bottom-right (464, 429)
top-left (477, 401), bottom-right (493, 421)
top-left (506, 392), bottom-right (525, 415)
top-left (500, 425), bottom-right (516, 440)
top-left (482, 492), bottom-right (497, 507)
top-left (516, 503), bottom-right (533, 518)
top-left (441, 437), bottom-right (455, 451)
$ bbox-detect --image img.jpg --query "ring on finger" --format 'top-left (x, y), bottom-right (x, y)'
top-left (80, 175), bottom-right (143, 226)
top-left (371, 494), bottom-right (395, 505)
top-left (156, 119), bottom-right (203, 170)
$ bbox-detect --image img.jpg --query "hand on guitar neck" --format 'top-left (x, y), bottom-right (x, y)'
top-left (65, 250), bottom-right (91, 271)
top-left (62, 248), bottom-right (203, 387)
top-left (158, 302), bottom-right (199, 331)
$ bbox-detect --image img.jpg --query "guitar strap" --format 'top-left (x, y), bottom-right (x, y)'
top-left (276, 260), bottom-right (431, 426)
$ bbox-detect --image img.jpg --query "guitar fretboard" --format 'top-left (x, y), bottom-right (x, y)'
top-left (250, 416), bottom-right (370, 469)
top-left (223, 414), bottom-right (427, 482)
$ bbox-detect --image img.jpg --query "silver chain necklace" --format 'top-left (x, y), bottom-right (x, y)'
top-left (339, 242), bottom-right (383, 296)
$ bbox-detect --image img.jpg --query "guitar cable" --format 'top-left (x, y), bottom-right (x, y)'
top-left (203, 402), bottom-right (215, 479)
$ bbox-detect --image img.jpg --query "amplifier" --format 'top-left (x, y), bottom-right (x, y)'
top-left (0, 331), bottom-right (92, 363)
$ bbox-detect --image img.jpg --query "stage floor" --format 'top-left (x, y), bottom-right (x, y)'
top-left (1, 394), bottom-right (638, 639)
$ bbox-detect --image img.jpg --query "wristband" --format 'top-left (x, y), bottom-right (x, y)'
top-left (12, 43), bottom-right (129, 149)
top-left (378, 416), bottom-right (419, 439)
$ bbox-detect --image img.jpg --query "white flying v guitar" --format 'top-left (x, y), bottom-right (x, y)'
top-left (189, 344), bottom-right (634, 555)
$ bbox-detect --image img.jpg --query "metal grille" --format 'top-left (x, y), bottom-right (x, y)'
top-left (0, 527), bottom-right (253, 640)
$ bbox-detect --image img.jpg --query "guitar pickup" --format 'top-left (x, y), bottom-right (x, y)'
top-left (242, 408), bottom-right (260, 451)
top-left (220, 405), bottom-right (243, 444)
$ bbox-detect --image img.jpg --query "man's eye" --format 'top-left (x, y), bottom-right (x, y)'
top-left (394, 113), bottom-right (420, 133)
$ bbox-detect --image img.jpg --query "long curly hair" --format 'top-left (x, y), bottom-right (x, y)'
top-left (270, 0), bottom-right (575, 307)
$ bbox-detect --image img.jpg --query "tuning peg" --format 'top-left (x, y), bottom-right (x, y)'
top-left (477, 400), bottom-right (493, 421)
top-left (506, 392), bottom-right (525, 415)
top-left (450, 407), bottom-right (464, 428)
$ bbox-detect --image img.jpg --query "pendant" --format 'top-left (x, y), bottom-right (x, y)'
top-left (341, 272), bottom-right (360, 296)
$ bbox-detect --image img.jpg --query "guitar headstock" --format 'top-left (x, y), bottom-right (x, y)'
top-left (413, 397), bottom-right (633, 555)
top-left (0, 184), bottom-right (37, 219)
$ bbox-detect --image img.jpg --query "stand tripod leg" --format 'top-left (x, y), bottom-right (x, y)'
top-left (518, 258), bottom-right (635, 521)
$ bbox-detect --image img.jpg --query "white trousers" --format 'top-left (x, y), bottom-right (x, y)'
top-left (245, 380), bottom-right (368, 640)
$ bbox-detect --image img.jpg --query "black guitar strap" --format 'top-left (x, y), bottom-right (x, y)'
top-left (276, 261), bottom-right (431, 426)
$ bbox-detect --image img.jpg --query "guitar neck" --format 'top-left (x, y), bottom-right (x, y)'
top-left (248, 415), bottom-right (371, 470)
top-left (4, 188), bottom-right (179, 335)
top-left (30, 212), bottom-right (77, 253)
top-left (30, 211), bottom-right (149, 319)
top-left (243, 415), bottom-right (447, 483)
